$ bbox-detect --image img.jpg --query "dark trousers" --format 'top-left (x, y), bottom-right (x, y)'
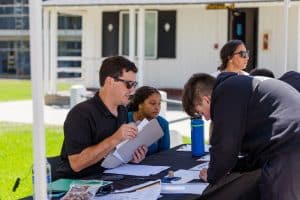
top-left (260, 150), bottom-right (300, 200)
top-left (199, 169), bottom-right (261, 200)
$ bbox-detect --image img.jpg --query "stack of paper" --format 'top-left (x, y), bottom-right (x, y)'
top-left (104, 164), bottom-right (170, 176)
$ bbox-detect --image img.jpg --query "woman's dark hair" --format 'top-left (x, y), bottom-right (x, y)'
top-left (218, 39), bottom-right (244, 71)
top-left (127, 86), bottom-right (160, 112)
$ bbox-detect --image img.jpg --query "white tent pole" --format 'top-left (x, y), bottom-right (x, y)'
top-left (283, 0), bottom-right (290, 73)
top-left (29, 0), bottom-right (47, 199)
top-left (129, 8), bottom-right (136, 62)
top-left (138, 8), bottom-right (145, 86)
top-left (43, 8), bottom-right (50, 94)
top-left (49, 9), bottom-right (58, 94)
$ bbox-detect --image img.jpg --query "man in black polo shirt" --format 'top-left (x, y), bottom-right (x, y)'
top-left (182, 72), bottom-right (300, 199)
top-left (56, 56), bottom-right (148, 179)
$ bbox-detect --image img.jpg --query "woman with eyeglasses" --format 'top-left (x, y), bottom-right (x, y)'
top-left (212, 39), bottom-right (250, 77)
top-left (127, 86), bottom-right (170, 155)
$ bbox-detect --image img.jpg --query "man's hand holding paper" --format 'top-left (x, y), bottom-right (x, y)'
top-left (131, 145), bottom-right (148, 163)
top-left (101, 119), bottom-right (164, 169)
top-left (114, 123), bottom-right (138, 142)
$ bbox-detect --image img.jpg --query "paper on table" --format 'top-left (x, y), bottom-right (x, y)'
top-left (189, 162), bottom-right (209, 171)
top-left (93, 180), bottom-right (161, 200)
top-left (104, 164), bottom-right (170, 176)
top-left (197, 154), bottom-right (210, 162)
top-left (161, 183), bottom-right (208, 195)
top-left (176, 144), bottom-right (211, 152)
top-left (171, 169), bottom-right (200, 184)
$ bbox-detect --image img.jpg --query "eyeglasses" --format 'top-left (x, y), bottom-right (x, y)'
top-left (232, 50), bottom-right (249, 58)
top-left (113, 77), bottom-right (138, 89)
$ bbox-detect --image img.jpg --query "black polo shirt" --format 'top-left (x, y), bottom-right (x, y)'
top-left (55, 92), bottom-right (128, 179)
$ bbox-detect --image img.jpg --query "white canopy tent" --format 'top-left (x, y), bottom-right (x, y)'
top-left (30, 0), bottom-right (291, 198)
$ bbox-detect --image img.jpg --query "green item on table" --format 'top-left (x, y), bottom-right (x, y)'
top-left (48, 178), bottom-right (112, 192)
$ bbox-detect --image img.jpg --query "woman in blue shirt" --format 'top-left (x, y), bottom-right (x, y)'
top-left (127, 86), bottom-right (170, 155)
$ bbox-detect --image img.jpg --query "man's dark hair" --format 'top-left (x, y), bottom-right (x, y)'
top-left (218, 39), bottom-right (245, 71)
top-left (99, 56), bottom-right (138, 86)
top-left (250, 68), bottom-right (275, 78)
top-left (182, 73), bottom-right (216, 116)
top-left (127, 86), bottom-right (160, 112)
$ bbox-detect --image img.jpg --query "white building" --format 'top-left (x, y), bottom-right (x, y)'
top-left (42, 0), bottom-right (300, 93)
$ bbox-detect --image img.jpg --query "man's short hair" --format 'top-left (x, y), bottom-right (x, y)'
top-left (99, 56), bottom-right (138, 86)
top-left (182, 73), bottom-right (216, 116)
top-left (250, 68), bottom-right (275, 78)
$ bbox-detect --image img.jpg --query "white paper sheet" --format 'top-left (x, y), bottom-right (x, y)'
top-left (101, 119), bottom-right (164, 169)
top-left (161, 183), bottom-right (208, 195)
top-left (189, 162), bottom-right (209, 171)
top-left (104, 164), bottom-right (170, 176)
top-left (171, 169), bottom-right (200, 184)
top-left (196, 154), bottom-right (210, 162)
top-left (176, 144), bottom-right (211, 152)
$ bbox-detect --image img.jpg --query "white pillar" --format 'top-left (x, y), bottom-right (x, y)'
top-left (82, 10), bottom-right (92, 87)
top-left (138, 8), bottom-right (145, 86)
top-left (29, 0), bottom-right (47, 199)
top-left (43, 9), bottom-right (50, 93)
top-left (159, 90), bottom-right (167, 118)
top-left (283, 0), bottom-right (290, 73)
top-left (49, 9), bottom-right (58, 94)
top-left (129, 8), bottom-right (136, 62)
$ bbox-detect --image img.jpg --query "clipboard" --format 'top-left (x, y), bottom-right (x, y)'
top-left (101, 118), bottom-right (164, 168)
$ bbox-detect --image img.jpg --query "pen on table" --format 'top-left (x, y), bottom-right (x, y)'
top-left (110, 180), bottom-right (161, 195)
top-left (132, 180), bottom-right (161, 191)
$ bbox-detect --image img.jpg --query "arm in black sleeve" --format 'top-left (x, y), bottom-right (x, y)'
top-left (64, 106), bottom-right (93, 156)
top-left (207, 77), bottom-right (252, 184)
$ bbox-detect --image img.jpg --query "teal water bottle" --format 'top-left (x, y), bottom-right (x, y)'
top-left (191, 116), bottom-right (205, 156)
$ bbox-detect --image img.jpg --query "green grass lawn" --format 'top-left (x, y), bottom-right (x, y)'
top-left (0, 122), bottom-right (64, 200)
top-left (0, 79), bottom-right (72, 102)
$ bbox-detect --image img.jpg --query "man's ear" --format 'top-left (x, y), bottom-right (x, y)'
top-left (105, 76), bottom-right (114, 86)
top-left (203, 95), bottom-right (211, 104)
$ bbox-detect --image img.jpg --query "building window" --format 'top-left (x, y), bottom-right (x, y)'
top-left (119, 11), bottom-right (157, 59)
top-left (58, 15), bottom-right (82, 30)
top-left (57, 14), bottom-right (82, 78)
top-left (145, 11), bottom-right (157, 58)
top-left (58, 41), bottom-right (81, 57)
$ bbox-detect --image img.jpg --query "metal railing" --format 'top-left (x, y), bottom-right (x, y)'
top-left (70, 85), bottom-right (190, 124)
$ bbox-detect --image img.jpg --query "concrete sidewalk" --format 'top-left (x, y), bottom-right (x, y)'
top-left (0, 100), bottom-right (210, 145)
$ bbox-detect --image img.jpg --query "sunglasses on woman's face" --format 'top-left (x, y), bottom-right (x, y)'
top-left (232, 50), bottom-right (249, 58)
top-left (113, 77), bottom-right (138, 89)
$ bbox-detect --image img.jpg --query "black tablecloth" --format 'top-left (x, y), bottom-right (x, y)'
top-left (20, 145), bottom-right (261, 200)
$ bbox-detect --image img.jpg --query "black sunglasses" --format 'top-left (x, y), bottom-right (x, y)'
top-left (113, 77), bottom-right (138, 89)
top-left (232, 50), bottom-right (249, 58)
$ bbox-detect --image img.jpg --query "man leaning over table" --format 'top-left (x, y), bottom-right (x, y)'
top-left (182, 72), bottom-right (300, 200)
top-left (55, 56), bottom-right (148, 179)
